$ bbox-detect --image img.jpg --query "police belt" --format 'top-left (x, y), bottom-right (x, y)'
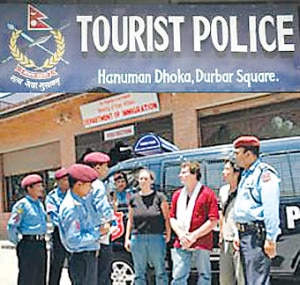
top-left (72, 250), bottom-right (99, 258)
top-left (22, 234), bottom-right (46, 241)
top-left (236, 221), bottom-right (264, 233)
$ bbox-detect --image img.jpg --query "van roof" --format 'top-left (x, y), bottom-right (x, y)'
top-left (110, 136), bottom-right (300, 171)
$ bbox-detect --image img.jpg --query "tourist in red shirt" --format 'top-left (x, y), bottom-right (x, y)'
top-left (170, 161), bottom-right (219, 285)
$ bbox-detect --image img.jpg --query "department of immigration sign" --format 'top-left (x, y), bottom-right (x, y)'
top-left (80, 93), bottom-right (160, 128)
top-left (0, 3), bottom-right (300, 92)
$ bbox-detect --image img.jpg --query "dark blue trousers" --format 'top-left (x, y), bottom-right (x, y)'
top-left (69, 250), bottom-right (98, 285)
top-left (17, 239), bottom-right (47, 285)
top-left (98, 243), bottom-right (112, 285)
top-left (48, 227), bottom-right (70, 285)
top-left (239, 229), bottom-right (271, 285)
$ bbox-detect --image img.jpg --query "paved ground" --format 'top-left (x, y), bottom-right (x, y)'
top-left (0, 240), bottom-right (71, 285)
top-left (1, 240), bottom-right (298, 285)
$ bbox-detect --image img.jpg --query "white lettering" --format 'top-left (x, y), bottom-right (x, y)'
top-left (195, 68), bottom-right (234, 83)
top-left (146, 16), bottom-right (154, 51)
top-left (286, 206), bottom-right (300, 229)
top-left (193, 14), bottom-right (295, 53)
top-left (230, 16), bottom-right (247, 52)
top-left (154, 16), bottom-right (169, 52)
top-left (193, 16), bottom-right (210, 52)
top-left (259, 16), bottom-right (276, 52)
top-left (249, 16), bottom-right (257, 52)
top-left (277, 15), bottom-right (295, 51)
top-left (76, 15), bottom-right (93, 52)
top-left (112, 16), bottom-right (128, 52)
top-left (169, 16), bottom-right (185, 52)
top-left (236, 69), bottom-right (277, 87)
top-left (211, 16), bottom-right (228, 52)
top-left (93, 16), bottom-right (110, 52)
top-left (155, 69), bottom-right (192, 83)
top-left (77, 14), bottom-right (295, 54)
top-left (129, 16), bottom-right (146, 52)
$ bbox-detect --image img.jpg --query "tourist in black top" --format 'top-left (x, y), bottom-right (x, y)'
top-left (124, 168), bottom-right (171, 285)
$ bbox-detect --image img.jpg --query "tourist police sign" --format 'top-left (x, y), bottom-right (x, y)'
top-left (0, 3), bottom-right (300, 92)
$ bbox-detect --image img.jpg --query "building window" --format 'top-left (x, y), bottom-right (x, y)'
top-left (200, 99), bottom-right (300, 146)
top-left (4, 169), bottom-right (57, 212)
top-left (75, 115), bottom-right (174, 163)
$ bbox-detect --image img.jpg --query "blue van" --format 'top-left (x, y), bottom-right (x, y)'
top-left (107, 136), bottom-right (300, 284)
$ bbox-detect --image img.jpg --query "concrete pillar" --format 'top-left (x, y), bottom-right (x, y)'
top-left (60, 133), bottom-right (76, 167)
top-left (0, 154), bottom-right (4, 212)
top-left (172, 93), bottom-right (199, 149)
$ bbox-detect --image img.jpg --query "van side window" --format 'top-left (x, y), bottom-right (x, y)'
top-left (287, 152), bottom-right (300, 196)
top-left (204, 160), bottom-right (224, 195)
top-left (163, 163), bottom-right (181, 202)
top-left (148, 163), bottom-right (161, 191)
top-left (261, 153), bottom-right (295, 197)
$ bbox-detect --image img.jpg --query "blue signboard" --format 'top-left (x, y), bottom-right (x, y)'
top-left (0, 3), bottom-right (300, 92)
top-left (134, 133), bottom-right (179, 156)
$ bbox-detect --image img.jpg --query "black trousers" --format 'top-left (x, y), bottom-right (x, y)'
top-left (69, 250), bottom-right (98, 285)
top-left (48, 227), bottom-right (70, 285)
top-left (98, 243), bottom-right (112, 285)
top-left (16, 239), bottom-right (47, 285)
top-left (239, 228), bottom-right (271, 285)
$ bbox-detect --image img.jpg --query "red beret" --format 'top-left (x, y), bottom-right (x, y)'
top-left (68, 164), bottom-right (98, 182)
top-left (21, 174), bottom-right (43, 188)
top-left (83, 152), bottom-right (110, 164)
top-left (233, 136), bottom-right (260, 148)
top-left (55, 167), bottom-right (68, 180)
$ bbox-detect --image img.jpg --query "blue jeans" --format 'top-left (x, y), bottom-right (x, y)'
top-left (171, 248), bottom-right (211, 285)
top-left (130, 234), bottom-right (168, 285)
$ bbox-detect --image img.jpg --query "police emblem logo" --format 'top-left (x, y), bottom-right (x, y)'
top-left (13, 213), bottom-right (20, 223)
top-left (46, 203), bottom-right (57, 212)
top-left (7, 4), bottom-right (69, 92)
top-left (75, 220), bottom-right (81, 230)
top-left (12, 207), bottom-right (23, 223)
top-left (261, 170), bottom-right (271, 183)
top-left (111, 211), bottom-right (125, 242)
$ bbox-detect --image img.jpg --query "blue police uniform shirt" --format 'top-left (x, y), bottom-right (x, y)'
top-left (45, 187), bottom-right (67, 227)
top-left (58, 190), bottom-right (101, 253)
top-left (88, 178), bottom-right (114, 245)
top-left (7, 195), bottom-right (47, 244)
top-left (90, 179), bottom-right (114, 224)
top-left (234, 158), bottom-right (280, 241)
top-left (115, 188), bottom-right (133, 207)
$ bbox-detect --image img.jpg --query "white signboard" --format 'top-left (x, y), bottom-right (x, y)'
top-left (80, 93), bottom-right (160, 128)
top-left (104, 125), bottom-right (135, 141)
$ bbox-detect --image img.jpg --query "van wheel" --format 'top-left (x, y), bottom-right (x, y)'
top-left (111, 255), bottom-right (135, 285)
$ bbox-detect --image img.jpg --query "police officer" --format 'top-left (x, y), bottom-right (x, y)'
top-left (58, 163), bottom-right (101, 285)
top-left (83, 152), bottom-right (114, 285)
top-left (7, 174), bottom-right (47, 285)
top-left (233, 136), bottom-right (280, 285)
top-left (45, 167), bottom-right (70, 285)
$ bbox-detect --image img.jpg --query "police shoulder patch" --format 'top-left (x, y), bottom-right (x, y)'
top-left (15, 202), bottom-right (24, 214)
top-left (16, 207), bottom-right (23, 214)
top-left (261, 170), bottom-right (271, 183)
